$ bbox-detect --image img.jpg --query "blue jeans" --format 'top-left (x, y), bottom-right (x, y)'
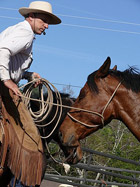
top-left (10, 176), bottom-right (32, 187)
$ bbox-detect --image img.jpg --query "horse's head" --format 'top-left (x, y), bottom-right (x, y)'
top-left (59, 57), bottom-right (124, 164)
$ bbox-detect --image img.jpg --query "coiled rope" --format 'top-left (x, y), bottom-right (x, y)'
top-left (20, 78), bottom-right (63, 139)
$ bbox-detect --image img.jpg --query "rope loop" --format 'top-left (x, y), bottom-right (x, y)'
top-left (20, 78), bottom-right (63, 139)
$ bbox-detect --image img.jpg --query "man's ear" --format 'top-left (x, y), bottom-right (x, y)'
top-left (28, 13), bottom-right (35, 20)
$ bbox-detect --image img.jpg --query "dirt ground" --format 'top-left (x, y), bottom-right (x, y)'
top-left (40, 180), bottom-right (74, 187)
top-left (40, 180), bottom-right (61, 187)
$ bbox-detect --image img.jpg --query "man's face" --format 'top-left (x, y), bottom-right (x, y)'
top-left (33, 13), bottom-right (50, 35)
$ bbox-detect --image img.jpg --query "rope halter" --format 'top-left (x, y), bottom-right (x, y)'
top-left (67, 81), bottom-right (122, 128)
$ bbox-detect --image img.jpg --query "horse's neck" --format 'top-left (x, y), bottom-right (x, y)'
top-left (115, 90), bottom-right (140, 141)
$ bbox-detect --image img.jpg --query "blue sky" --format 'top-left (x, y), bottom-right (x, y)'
top-left (0, 0), bottom-right (140, 96)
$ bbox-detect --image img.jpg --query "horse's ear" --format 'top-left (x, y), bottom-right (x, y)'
top-left (95, 57), bottom-right (111, 78)
top-left (112, 65), bottom-right (117, 71)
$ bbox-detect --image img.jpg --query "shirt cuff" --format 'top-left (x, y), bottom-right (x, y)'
top-left (22, 71), bottom-right (33, 80)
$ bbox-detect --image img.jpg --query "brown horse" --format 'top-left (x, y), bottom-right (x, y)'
top-left (59, 57), bottom-right (140, 164)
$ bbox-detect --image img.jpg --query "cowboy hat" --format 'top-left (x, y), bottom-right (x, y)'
top-left (19, 1), bottom-right (61, 24)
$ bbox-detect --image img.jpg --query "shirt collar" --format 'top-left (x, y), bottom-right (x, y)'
top-left (23, 20), bottom-right (34, 35)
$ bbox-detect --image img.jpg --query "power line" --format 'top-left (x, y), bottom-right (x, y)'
top-left (0, 15), bottom-right (22, 20)
top-left (62, 23), bottom-right (140, 35)
top-left (57, 14), bottom-right (140, 27)
top-left (52, 82), bottom-right (82, 89)
top-left (0, 15), bottom-right (140, 35)
top-left (0, 6), bottom-right (140, 27)
top-left (0, 7), bottom-right (17, 11)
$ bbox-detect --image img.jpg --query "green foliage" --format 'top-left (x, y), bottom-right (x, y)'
top-left (83, 120), bottom-right (140, 185)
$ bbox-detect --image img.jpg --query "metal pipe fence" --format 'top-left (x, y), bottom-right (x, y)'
top-left (44, 147), bottom-right (140, 187)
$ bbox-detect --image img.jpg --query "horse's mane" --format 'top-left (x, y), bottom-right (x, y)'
top-left (87, 66), bottom-right (140, 93)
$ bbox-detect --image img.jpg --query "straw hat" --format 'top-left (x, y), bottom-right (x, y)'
top-left (19, 1), bottom-right (61, 24)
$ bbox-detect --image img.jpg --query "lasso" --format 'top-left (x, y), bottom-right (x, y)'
top-left (19, 78), bottom-right (63, 139)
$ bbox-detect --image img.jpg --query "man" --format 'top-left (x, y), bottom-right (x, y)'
top-left (0, 1), bottom-right (61, 95)
top-left (0, 1), bottom-right (61, 186)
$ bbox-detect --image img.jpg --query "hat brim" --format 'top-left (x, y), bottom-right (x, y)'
top-left (19, 8), bottom-right (61, 25)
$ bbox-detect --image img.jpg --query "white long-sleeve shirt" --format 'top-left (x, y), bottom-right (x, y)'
top-left (0, 20), bottom-right (34, 83)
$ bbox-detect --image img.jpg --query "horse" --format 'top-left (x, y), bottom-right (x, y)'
top-left (0, 89), bottom-right (75, 187)
top-left (58, 57), bottom-right (140, 165)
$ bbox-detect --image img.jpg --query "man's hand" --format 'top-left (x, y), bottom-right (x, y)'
top-left (32, 72), bottom-right (41, 87)
top-left (3, 80), bottom-right (22, 96)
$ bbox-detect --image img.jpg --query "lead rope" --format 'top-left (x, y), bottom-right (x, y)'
top-left (19, 78), bottom-right (107, 135)
top-left (19, 79), bottom-right (122, 133)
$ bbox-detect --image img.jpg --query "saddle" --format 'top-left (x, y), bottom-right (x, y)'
top-left (0, 81), bottom-right (45, 186)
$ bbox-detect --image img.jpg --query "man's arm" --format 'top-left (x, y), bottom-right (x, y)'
top-left (3, 79), bottom-right (22, 96)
